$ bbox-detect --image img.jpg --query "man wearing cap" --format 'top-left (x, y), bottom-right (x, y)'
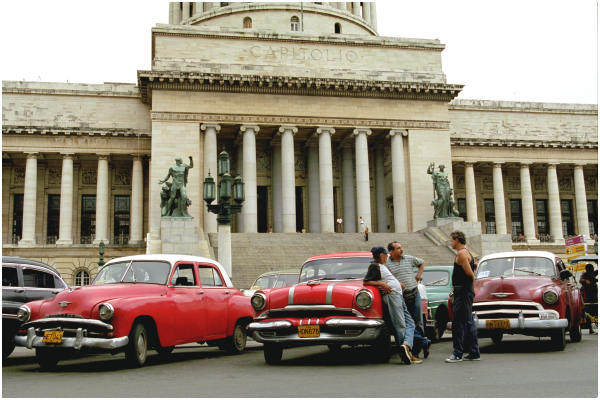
top-left (364, 246), bottom-right (421, 365)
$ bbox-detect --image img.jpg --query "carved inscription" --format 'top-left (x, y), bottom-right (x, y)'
top-left (248, 45), bottom-right (359, 64)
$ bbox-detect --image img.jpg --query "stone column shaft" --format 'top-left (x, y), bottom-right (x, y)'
top-left (307, 144), bottom-right (321, 232)
top-left (390, 130), bottom-right (407, 232)
top-left (370, 2), bottom-right (377, 31)
top-left (363, 1), bottom-right (371, 24)
top-left (520, 163), bottom-right (537, 242)
top-left (352, 2), bottom-right (361, 16)
top-left (182, 2), bottom-right (191, 19)
top-left (354, 128), bottom-right (372, 231)
top-left (465, 162), bottom-right (478, 222)
top-left (201, 124), bottom-right (220, 233)
top-left (94, 156), bottom-right (109, 244)
top-left (19, 153), bottom-right (38, 246)
top-left (342, 144), bottom-right (356, 232)
top-left (574, 165), bottom-right (590, 238)
top-left (317, 127), bottom-right (335, 232)
top-left (280, 126), bottom-right (298, 232)
top-left (241, 125), bottom-right (259, 232)
top-left (173, 2), bottom-right (182, 23)
top-left (218, 224), bottom-right (232, 277)
top-left (547, 164), bottom-right (564, 242)
top-left (129, 157), bottom-right (144, 244)
top-left (272, 144), bottom-right (282, 232)
top-left (57, 154), bottom-right (74, 245)
top-left (492, 163), bottom-right (507, 235)
top-left (375, 145), bottom-right (386, 232)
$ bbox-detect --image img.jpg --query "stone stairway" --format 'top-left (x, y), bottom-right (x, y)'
top-left (208, 232), bottom-right (456, 289)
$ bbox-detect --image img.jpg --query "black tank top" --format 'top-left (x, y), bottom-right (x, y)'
top-left (452, 249), bottom-right (476, 288)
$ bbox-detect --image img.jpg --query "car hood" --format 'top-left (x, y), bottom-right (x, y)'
top-left (475, 276), bottom-right (556, 302)
top-left (266, 280), bottom-right (364, 309)
top-left (38, 283), bottom-right (166, 319)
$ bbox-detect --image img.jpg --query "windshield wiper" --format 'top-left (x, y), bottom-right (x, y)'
top-left (514, 268), bottom-right (543, 276)
top-left (426, 278), bottom-right (446, 286)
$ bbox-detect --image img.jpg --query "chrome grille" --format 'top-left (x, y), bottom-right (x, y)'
top-left (267, 309), bottom-right (356, 319)
top-left (473, 301), bottom-right (543, 319)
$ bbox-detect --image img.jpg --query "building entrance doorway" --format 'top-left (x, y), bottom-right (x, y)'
top-left (295, 186), bottom-right (304, 232)
top-left (257, 186), bottom-right (268, 232)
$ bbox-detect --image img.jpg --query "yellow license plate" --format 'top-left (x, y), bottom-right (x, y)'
top-left (486, 319), bottom-right (510, 329)
top-left (42, 330), bottom-right (64, 344)
top-left (298, 325), bottom-right (320, 338)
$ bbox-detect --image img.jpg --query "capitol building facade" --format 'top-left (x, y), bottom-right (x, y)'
top-left (2, 3), bottom-right (597, 285)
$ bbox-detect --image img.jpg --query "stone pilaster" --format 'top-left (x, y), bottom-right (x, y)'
top-left (129, 156), bottom-right (144, 245)
top-left (241, 125), bottom-right (259, 233)
top-left (279, 126), bottom-right (298, 232)
top-left (342, 143), bottom-right (356, 233)
top-left (18, 153), bottom-right (38, 246)
top-left (520, 163), bottom-right (539, 244)
top-left (94, 155), bottom-right (110, 244)
top-left (317, 127), bottom-right (335, 233)
top-left (465, 162), bottom-right (478, 222)
top-left (389, 129), bottom-right (407, 232)
top-left (201, 123), bottom-right (221, 233)
top-left (574, 164), bottom-right (591, 238)
top-left (307, 142), bottom-right (321, 232)
top-left (492, 163), bottom-right (507, 235)
top-left (353, 128), bottom-right (372, 232)
top-left (547, 163), bottom-right (564, 244)
top-left (56, 153), bottom-right (74, 245)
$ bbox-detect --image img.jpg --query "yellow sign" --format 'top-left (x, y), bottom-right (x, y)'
top-left (566, 244), bottom-right (586, 255)
top-left (568, 263), bottom-right (587, 272)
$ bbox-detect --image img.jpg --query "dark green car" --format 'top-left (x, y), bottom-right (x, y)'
top-left (415, 265), bottom-right (453, 342)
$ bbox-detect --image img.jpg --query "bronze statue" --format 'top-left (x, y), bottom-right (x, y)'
top-left (158, 156), bottom-right (193, 217)
top-left (427, 162), bottom-right (459, 219)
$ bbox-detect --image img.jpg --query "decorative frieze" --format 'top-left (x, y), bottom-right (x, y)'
top-left (482, 176), bottom-right (493, 191)
top-left (12, 168), bottom-right (25, 185)
top-left (533, 175), bottom-right (546, 192)
top-left (2, 125), bottom-right (151, 138)
top-left (114, 169), bottom-right (131, 186)
top-left (451, 137), bottom-right (597, 149)
top-left (81, 169), bottom-right (97, 185)
top-left (558, 175), bottom-right (572, 191)
top-left (507, 176), bottom-right (520, 191)
top-left (585, 175), bottom-right (597, 192)
top-left (48, 168), bottom-right (61, 185)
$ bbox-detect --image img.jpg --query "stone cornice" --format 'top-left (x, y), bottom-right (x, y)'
top-left (138, 70), bottom-right (462, 105)
top-left (450, 99), bottom-right (597, 115)
top-left (150, 111), bottom-right (450, 130)
top-left (451, 137), bottom-right (597, 149)
top-left (2, 125), bottom-right (151, 138)
top-left (2, 81), bottom-right (141, 98)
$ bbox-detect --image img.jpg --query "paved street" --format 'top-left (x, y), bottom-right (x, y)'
top-left (3, 332), bottom-right (597, 398)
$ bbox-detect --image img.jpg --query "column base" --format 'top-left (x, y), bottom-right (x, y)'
top-left (128, 239), bottom-right (145, 246)
top-left (17, 239), bottom-right (36, 247)
top-left (148, 239), bottom-right (162, 254)
top-left (93, 238), bottom-right (109, 245)
top-left (56, 239), bottom-right (74, 246)
top-left (552, 238), bottom-right (566, 246)
top-left (525, 238), bottom-right (540, 245)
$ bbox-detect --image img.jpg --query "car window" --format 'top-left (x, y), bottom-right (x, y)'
top-left (514, 257), bottom-right (555, 277)
top-left (93, 262), bottom-right (130, 285)
top-left (422, 270), bottom-right (449, 286)
top-left (477, 258), bottom-right (514, 279)
top-left (253, 275), bottom-right (275, 289)
top-left (122, 261), bottom-right (171, 284)
top-left (198, 266), bottom-right (224, 287)
top-left (477, 257), bottom-right (555, 279)
top-left (22, 268), bottom-right (56, 288)
top-left (274, 274), bottom-right (298, 288)
top-left (2, 266), bottom-right (19, 287)
top-left (299, 257), bottom-right (369, 282)
top-left (171, 264), bottom-right (196, 286)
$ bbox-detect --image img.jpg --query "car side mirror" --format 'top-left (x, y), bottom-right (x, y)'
top-left (559, 269), bottom-right (573, 281)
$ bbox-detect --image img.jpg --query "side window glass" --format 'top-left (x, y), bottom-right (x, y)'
top-left (2, 266), bottom-right (19, 287)
top-left (171, 264), bottom-right (196, 286)
top-left (22, 268), bottom-right (56, 288)
top-left (198, 266), bottom-right (224, 287)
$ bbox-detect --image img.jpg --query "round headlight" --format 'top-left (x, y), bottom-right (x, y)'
top-left (98, 303), bottom-right (114, 321)
top-left (542, 290), bottom-right (558, 305)
top-left (355, 290), bottom-right (374, 309)
top-left (17, 305), bottom-right (30, 323)
top-left (251, 293), bottom-right (266, 311)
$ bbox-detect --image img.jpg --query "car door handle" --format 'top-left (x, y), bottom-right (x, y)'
top-left (15, 289), bottom-right (24, 293)
top-left (224, 291), bottom-right (230, 295)
top-left (198, 291), bottom-right (204, 295)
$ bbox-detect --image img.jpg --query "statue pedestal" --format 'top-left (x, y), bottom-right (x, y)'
top-left (427, 218), bottom-right (482, 238)
top-left (160, 217), bottom-right (202, 255)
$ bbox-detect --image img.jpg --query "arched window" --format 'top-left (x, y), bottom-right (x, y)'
top-left (243, 17), bottom-right (252, 28)
top-left (291, 16), bottom-right (300, 32)
top-left (74, 270), bottom-right (90, 286)
top-left (334, 23), bottom-right (342, 34)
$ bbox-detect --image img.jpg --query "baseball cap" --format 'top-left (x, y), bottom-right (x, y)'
top-left (370, 246), bottom-right (389, 258)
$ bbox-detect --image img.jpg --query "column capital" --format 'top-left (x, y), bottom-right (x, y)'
top-left (60, 152), bottom-right (75, 159)
top-left (465, 161), bottom-right (476, 168)
top-left (200, 123), bottom-right (221, 132)
top-left (353, 127), bottom-right (372, 136)
top-left (547, 162), bottom-right (559, 168)
top-left (387, 129), bottom-right (408, 138)
top-left (278, 125), bottom-right (298, 135)
top-left (316, 126), bottom-right (335, 135)
top-left (240, 125), bottom-right (260, 134)
top-left (493, 162), bottom-right (504, 168)
top-left (25, 152), bottom-right (39, 159)
top-left (573, 162), bottom-right (587, 168)
top-left (97, 154), bottom-right (110, 161)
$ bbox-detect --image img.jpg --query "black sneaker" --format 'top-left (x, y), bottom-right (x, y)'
top-left (463, 354), bottom-right (481, 361)
top-left (423, 339), bottom-right (431, 359)
top-left (400, 344), bottom-right (412, 365)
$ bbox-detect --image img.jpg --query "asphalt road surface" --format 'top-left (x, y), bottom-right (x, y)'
top-left (3, 331), bottom-right (597, 397)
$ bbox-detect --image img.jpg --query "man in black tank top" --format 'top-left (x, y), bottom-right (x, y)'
top-left (445, 231), bottom-right (481, 363)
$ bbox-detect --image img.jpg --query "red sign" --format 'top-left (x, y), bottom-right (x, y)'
top-left (565, 235), bottom-right (584, 247)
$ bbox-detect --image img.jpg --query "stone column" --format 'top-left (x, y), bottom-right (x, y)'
top-left (19, 153), bottom-right (38, 246)
top-left (374, 143), bottom-right (386, 232)
top-left (218, 223), bottom-right (232, 277)
top-left (129, 156), bottom-right (144, 245)
top-left (271, 142), bottom-right (283, 232)
top-left (173, 2), bottom-right (182, 24)
top-left (317, 127), bottom-right (335, 233)
top-left (464, 162), bottom-right (478, 222)
top-left (353, 128), bottom-right (372, 231)
top-left (240, 125), bottom-right (259, 233)
top-left (547, 163), bottom-right (564, 243)
top-left (342, 144), bottom-right (356, 232)
top-left (169, 2), bottom-right (177, 24)
top-left (279, 126), bottom-right (298, 232)
top-left (574, 164), bottom-right (591, 238)
top-left (389, 129), bottom-right (407, 232)
top-left (56, 153), bottom-right (74, 245)
top-left (182, 2), bottom-right (191, 19)
top-left (201, 123), bottom-right (221, 233)
top-left (363, 1), bottom-right (371, 24)
top-left (370, 2), bottom-right (377, 31)
top-left (520, 163), bottom-right (538, 243)
top-left (352, 2), bottom-right (361, 16)
top-left (94, 155), bottom-right (110, 244)
top-left (194, 2), bottom-right (202, 15)
top-left (307, 142), bottom-right (321, 232)
top-left (492, 163), bottom-right (507, 235)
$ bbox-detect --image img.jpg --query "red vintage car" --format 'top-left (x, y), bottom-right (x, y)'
top-left (248, 251), bottom-right (419, 364)
top-left (450, 250), bottom-right (584, 350)
top-left (14, 254), bottom-right (253, 369)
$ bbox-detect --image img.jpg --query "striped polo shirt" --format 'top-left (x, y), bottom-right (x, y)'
top-left (386, 255), bottom-right (424, 292)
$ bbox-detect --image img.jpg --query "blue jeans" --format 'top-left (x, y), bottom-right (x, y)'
top-left (406, 291), bottom-right (429, 355)
top-left (451, 289), bottom-right (480, 358)
top-left (384, 291), bottom-right (414, 349)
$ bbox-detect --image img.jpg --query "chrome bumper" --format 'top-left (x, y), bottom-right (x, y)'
top-left (15, 327), bottom-right (129, 351)
top-left (475, 318), bottom-right (568, 330)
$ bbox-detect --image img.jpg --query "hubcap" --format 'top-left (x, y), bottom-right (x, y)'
top-left (234, 326), bottom-right (245, 349)
top-left (137, 331), bottom-right (147, 360)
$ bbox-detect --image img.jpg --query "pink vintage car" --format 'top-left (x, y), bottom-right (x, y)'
top-left (248, 252), bottom-right (401, 364)
top-left (450, 250), bottom-right (584, 350)
top-left (14, 254), bottom-right (253, 369)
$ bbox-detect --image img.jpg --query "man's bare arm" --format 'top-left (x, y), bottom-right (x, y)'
top-left (364, 280), bottom-right (391, 294)
top-left (187, 156), bottom-right (193, 169)
top-left (158, 168), bottom-right (172, 184)
top-left (415, 262), bottom-right (425, 282)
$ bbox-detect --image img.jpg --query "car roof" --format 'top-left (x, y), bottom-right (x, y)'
top-left (2, 256), bottom-right (62, 276)
top-left (304, 252), bottom-right (372, 262)
top-left (103, 253), bottom-right (234, 288)
top-left (258, 269), bottom-right (300, 277)
top-left (479, 251), bottom-right (557, 263)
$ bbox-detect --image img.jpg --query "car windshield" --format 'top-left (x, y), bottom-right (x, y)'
top-left (422, 270), bottom-right (450, 286)
top-left (476, 257), bottom-right (555, 279)
top-left (93, 261), bottom-right (171, 285)
top-left (253, 273), bottom-right (299, 289)
top-left (274, 274), bottom-right (299, 288)
top-left (299, 257), bottom-right (370, 282)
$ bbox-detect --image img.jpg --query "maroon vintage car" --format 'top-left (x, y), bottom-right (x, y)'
top-left (14, 254), bottom-right (253, 369)
top-left (248, 252), bottom-right (399, 364)
top-left (450, 250), bottom-right (583, 350)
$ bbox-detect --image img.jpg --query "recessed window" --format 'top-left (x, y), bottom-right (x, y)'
top-left (243, 17), bottom-right (252, 28)
top-left (74, 270), bottom-right (90, 286)
top-left (291, 16), bottom-right (300, 31)
top-left (334, 23), bottom-right (342, 34)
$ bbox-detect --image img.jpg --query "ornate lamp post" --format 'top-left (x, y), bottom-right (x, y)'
top-left (203, 149), bottom-right (244, 276)
top-left (98, 241), bottom-right (105, 267)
